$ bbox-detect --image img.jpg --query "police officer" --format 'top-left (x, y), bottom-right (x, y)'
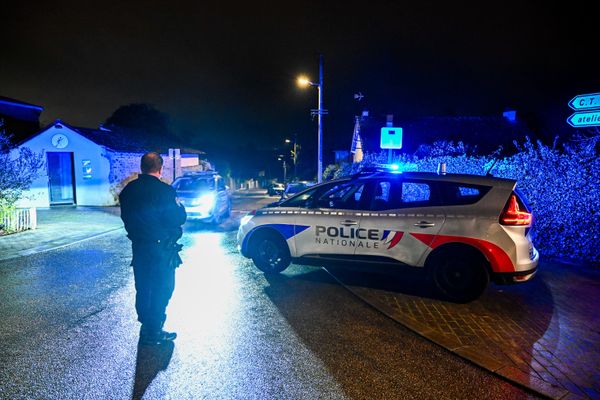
top-left (119, 152), bottom-right (187, 344)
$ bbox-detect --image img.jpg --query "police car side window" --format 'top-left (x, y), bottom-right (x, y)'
top-left (370, 179), bottom-right (401, 210)
top-left (369, 179), bottom-right (437, 210)
top-left (402, 182), bottom-right (430, 203)
top-left (317, 182), bottom-right (365, 210)
top-left (439, 183), bottom-right (490, 205)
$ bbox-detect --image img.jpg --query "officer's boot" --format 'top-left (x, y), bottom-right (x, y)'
top-left (140, 323), bottom-right (176, 344)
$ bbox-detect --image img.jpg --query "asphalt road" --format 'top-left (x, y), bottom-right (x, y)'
top-left (0, 199), bottom-right (541, 400)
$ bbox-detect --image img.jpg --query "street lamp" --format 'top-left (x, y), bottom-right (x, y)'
top-left (297, 54), bottom-right (326, 183)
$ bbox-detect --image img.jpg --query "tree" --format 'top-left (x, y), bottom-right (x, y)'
top-left (104, 103), bottom-right (176, 147)
top-left (0, 130), bottom-right (44, 210)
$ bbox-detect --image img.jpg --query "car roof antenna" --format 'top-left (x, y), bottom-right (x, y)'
top-left (485, 146), bottom-right (502, 176)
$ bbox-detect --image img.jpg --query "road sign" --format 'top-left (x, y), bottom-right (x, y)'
top-left (380, 127), bottom-right (403, 149)
top-left (566, 111), bottom-right (600, 128)
top-left (568, 92), bottom-right (600, 110)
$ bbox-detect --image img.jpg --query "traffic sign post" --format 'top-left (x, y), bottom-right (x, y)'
top-left (568, 93), bottom-right (600, 110)
top-left (566, 110), bottom-right (600, 128)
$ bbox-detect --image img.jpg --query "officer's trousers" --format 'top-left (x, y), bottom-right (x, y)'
top-left (132, 262), bottom-right (176, 331)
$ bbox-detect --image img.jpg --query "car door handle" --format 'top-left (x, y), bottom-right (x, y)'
top-left (340, 220), bottom-right (358, 226)
top-left (414, 221), bottom-right (435, 228)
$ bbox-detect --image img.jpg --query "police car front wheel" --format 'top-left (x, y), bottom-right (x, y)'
top-left (251, 232), bottom-right (291, 273)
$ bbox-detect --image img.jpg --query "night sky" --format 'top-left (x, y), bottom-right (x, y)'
top-left (1, 1), bottom-right (597, 162)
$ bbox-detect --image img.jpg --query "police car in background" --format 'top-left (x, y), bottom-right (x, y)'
top-left (237, 166), bottom-right (539, 302)
top-left (172, 171), bottom-right (232, 225)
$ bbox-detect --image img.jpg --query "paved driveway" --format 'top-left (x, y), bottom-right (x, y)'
top-left (328, 260), bottom-right (600, 400)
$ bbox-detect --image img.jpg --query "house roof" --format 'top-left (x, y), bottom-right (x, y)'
top-left (0, 96), bottom-right (44, 123)
top-left (353, 114), bottom-right (533, 155)
top-left (0, 96), bottom-right (44, 110)
top-left (66, 123), bottom-right (150, 153)
top-left (19, 119), bottom-right (204, 154)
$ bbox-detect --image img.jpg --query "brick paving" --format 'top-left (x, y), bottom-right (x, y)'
top-left (327, 261), bottom-right (600, 400)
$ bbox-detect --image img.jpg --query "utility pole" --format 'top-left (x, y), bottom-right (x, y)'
top-left (317, 54), bottom-right (324, 183)
top-left (296, 54), bottom-right (327, 183)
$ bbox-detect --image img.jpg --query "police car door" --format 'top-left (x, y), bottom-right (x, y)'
top-left (358, 177), bottom-right (445, 267)
top-left (293, 180), bottom-right (368, 260)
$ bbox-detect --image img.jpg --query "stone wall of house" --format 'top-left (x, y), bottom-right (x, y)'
top-left (106, 151), bottom-right (144, 204)
top-left (105, 150), bottom-right (193, 204)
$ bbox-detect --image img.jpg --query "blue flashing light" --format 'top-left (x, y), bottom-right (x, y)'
top-left (372, 163), bottom-right (402, 173)
top-left (371, 163), bottom-right (418, 173)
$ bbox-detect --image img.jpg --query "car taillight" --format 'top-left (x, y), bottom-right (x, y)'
top-left (500, 194), bottom-right (532, 226)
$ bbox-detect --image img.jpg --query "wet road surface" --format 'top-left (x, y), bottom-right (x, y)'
top-left (0, 213), bottom-right (541, 399)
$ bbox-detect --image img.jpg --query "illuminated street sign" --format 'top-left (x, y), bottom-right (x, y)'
top-left (566, 110), bottom-right (600, 128)
top-left (380, 127), bottom-right (403, 149)
top-left (568, 92), bottom-right (600, 110)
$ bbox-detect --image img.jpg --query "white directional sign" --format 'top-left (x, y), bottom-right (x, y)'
top-left (568, 92), bottom-right (600, 110)
top-left (380, 127), bottom-right (403, 149)
top-left (566, 111), bottom-right (600, 128)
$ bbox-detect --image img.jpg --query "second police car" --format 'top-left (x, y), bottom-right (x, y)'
top-left (238, 166), bottom-right (539, 302)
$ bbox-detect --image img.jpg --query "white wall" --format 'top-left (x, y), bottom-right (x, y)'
top-left (16, 124), bottom-right (114, 207)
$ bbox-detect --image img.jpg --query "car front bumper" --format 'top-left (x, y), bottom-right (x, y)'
top-left (184, 206), bottom-right (215, 220)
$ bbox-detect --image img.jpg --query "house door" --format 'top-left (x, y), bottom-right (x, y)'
top-left (47, 152), bottom-right (76, 205)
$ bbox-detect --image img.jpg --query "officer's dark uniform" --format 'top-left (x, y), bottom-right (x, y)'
top-left (119, 174), bottom-right (187, 335)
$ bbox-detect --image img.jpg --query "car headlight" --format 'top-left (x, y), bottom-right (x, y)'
top-left (191, 193), bottom-right (216, 209)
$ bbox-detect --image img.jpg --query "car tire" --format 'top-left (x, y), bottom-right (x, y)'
top-left (212, 210), bottom-right (224, 225)
top-left (429, 248), bottom-right (489, 303)
top-left (251, 231), bottom-right (291, 274)
top-left (224, 201), bottom-right (231, 218)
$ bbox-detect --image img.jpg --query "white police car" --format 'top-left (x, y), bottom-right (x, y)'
top-left (237, 167), bottom-right (539, 302)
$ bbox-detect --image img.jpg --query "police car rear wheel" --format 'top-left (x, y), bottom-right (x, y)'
top-left (430, 250), bottom-right (489, 303)
top-left (251, 232), bottom-right (290, 273)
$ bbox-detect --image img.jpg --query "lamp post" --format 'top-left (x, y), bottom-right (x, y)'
top-left (285, 135), bottom-right (298, 181)
top-left (297, 54), bottom-right (326, 183)
top-left (277, 155), bottom-right (287, 183)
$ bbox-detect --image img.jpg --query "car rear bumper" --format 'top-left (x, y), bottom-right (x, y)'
top-left (492, 264), bottom-right (538, 284)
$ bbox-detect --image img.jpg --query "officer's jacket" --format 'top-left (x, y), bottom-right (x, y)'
top-left (119, 174), bottom-right (187, 244)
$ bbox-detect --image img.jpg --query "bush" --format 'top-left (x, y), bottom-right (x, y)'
top-left (0, 131), bottom-right (44, 211)
top-left (339, 138), bottom-right (600, 263)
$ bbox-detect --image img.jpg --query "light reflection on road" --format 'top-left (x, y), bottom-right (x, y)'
top-left (168, 231), bottom-right (240, 369)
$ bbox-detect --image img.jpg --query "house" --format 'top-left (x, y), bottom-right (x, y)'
top-left (350, 110), bottom-right (533, 162)
top-left (0, 96), bottom-right (44, 139)
top-left (15, 120), bottom-right (208, 207)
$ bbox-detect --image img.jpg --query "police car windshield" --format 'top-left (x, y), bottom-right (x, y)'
top-left (175, 177), bottom-right (214, 191)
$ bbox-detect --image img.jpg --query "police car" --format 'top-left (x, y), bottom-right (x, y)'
top-left (237, 166), bottom-right (539, 302)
